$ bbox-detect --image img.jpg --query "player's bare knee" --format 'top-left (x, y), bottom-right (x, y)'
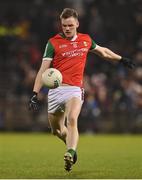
top-left (67, 116), bottom-right (77, 127)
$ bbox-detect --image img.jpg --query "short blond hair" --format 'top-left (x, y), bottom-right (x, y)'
top-left (60, 8), bottom-right (78, 20)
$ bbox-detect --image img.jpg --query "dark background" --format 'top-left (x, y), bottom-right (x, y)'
top-left (0, 0), bottom-right (142, 133)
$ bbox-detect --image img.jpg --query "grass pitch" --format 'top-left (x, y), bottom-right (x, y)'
top-left (0, 133), bottom-right (142, 179)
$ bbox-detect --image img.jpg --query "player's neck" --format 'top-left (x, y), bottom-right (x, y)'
top-left (60, 32), bottom-right (78, 41)
top-left (69, 34), bottom-right (78, 41)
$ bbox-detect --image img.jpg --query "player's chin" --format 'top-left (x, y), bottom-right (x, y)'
top-left (65, 32), bottom-right (73, 38)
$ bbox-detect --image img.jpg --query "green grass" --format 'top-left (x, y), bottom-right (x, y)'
top-left (0, 133), bottom-right (142, 179)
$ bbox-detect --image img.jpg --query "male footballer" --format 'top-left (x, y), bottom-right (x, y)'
top-left (29, 8), bottom-right (135, 171)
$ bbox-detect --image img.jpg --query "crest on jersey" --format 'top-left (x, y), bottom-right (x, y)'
top-left (83, 41), bottom-right (88, 47)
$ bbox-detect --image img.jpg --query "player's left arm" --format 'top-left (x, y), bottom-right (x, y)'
top-left (91, 45), bottom-right (121, 61)
top-left (89, 39), bottom-right (136, 69)
top-left (91, 45), bottom-right (135, 69)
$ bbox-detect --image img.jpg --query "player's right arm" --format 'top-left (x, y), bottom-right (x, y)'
top-left (33, 60), bottom-right (51, 94)
top-left (33, 40), bottom-right (55, 93)
top-left (29, 40), bottom-right (54, 111)
top-left (29, 60), bottom-right (51, 112)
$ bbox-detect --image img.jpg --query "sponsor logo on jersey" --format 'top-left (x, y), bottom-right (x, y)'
top-left (59, 44), bottom-right (67, 48)
top-left (62, 48), bottom-right (88, 57)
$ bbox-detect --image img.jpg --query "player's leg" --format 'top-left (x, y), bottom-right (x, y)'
top-left (64, 97), bottom-right (82, 171)
top-left (66, 97), bottom-right (82, 150)
top-left (48, 112), bottom-right (68, 144)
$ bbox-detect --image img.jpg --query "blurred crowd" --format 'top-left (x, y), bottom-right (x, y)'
top-left (0, 0), bottom-right (142, 133)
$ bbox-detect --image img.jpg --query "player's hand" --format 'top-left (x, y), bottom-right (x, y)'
top-left (29, 92), bottom-right (40, 112)
top-left (120, 57), bottom-right (136, 69)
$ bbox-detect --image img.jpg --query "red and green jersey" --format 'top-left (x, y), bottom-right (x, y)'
top-left (43, 33), bottom-right (96, 87)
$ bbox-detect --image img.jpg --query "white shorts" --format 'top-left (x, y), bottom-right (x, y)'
top-left (47, 86), bottom-right (84, 113)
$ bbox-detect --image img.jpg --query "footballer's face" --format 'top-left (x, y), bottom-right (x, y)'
top-left (61, 17), bottom-right (79, 39)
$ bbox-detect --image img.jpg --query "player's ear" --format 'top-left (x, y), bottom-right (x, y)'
top-left (76, 20), bottom-right (79, 28)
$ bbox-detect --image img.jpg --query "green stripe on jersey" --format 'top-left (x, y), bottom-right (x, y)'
top-left (43, 41), bottom-right (54, 59)
top-left (90, 38), bottom-right (96, 50)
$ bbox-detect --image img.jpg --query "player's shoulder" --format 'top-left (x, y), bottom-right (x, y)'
top-left (49, 34), bottom-right (65, 46)
top-left (77, 33), bottom-right (92, 40)
top-left (49, 33), bottom-right (63, 41)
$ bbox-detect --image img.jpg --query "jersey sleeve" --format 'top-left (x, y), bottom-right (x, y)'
top-left (89, 38), bottom-right (97, 50)
top-left (43, 40), bottom-right (54, 60)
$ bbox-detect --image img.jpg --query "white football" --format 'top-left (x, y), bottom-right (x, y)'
top-left (42, 68), bottom-right (62, 89)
